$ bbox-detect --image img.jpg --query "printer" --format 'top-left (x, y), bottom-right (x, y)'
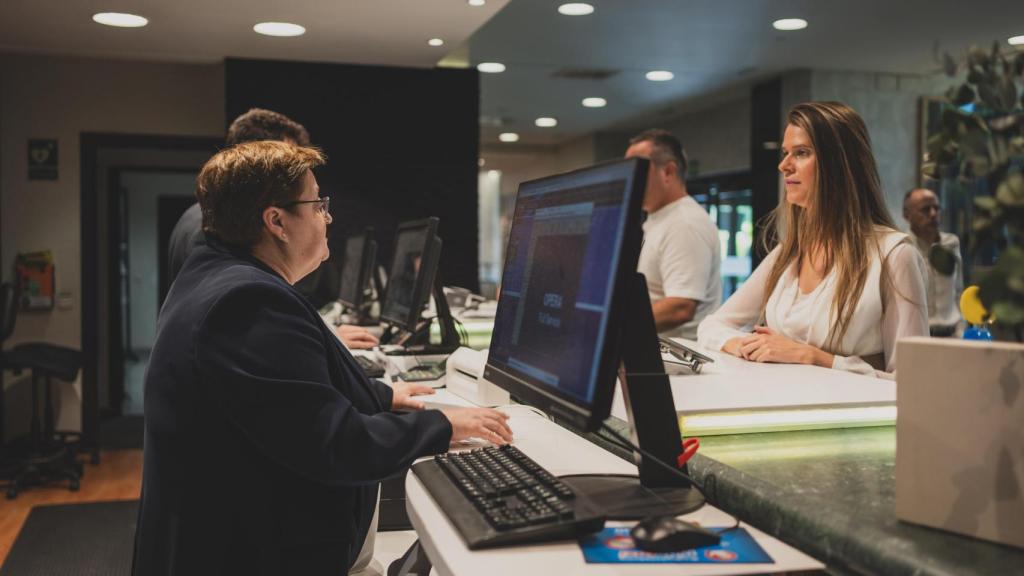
top-left (445, 346), bottom-right (510, 407)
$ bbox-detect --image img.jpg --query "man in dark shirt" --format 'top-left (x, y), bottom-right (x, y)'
top-left (166, 108), bottom-right (310, 282)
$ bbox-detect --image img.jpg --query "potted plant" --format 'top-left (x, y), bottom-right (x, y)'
top-left (924, 42), bottom-right (1024, 340)
top-left (895, 43), bottom-right (1024, 550)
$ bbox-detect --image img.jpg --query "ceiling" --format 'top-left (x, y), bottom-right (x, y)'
top-left (469, 0), bottom-right (1024, 146)
top-left (0, 0), bottom-right (508, 67)
top-left (1, 0), bottom-right (1021, 149)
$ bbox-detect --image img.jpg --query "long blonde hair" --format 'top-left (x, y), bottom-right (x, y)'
top-left (761, 102), bottom-right (896, 350)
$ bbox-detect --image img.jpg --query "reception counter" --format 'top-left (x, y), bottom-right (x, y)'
top-left (418, 319), bottom-right (1024, 572)
top-left (592, 420), bottom-right (1024, 575)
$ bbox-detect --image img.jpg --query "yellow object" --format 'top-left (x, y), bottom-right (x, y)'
top-left (960, 285), bottom-right (991, 325)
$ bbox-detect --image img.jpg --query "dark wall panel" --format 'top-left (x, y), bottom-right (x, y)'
top-left (225, 58), bottom-right (480, 295)
top-left (750, 78), bottom-right (782, 269)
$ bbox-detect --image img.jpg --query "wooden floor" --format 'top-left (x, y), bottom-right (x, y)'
top-left (0, 449), bottom-right (142, 567)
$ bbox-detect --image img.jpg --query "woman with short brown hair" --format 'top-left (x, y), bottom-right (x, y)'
top-left (134, 140), bottom-right (512, 575)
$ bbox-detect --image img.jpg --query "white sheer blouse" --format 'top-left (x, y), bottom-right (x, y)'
top-left (697, 229), bottom-right (930, 379)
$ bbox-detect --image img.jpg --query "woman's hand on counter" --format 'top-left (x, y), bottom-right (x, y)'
top-left (733, 326), bottom-right (834, 367)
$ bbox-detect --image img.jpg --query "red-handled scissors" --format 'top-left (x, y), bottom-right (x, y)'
top-left (677, 437), bottom-right (700, 468)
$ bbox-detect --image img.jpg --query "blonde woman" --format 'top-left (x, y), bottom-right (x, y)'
top-left (697, 102), bottom-right (928, 378)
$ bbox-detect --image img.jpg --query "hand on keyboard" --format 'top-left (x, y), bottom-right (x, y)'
top-left (391, 381), bottom-right (435, 411)
top-left (441, 407), bottom-right (513, 445)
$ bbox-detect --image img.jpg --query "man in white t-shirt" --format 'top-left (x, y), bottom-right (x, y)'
top-left (903, 188), bottom-right (963, 336)
top-left (625, 129), bottom-right (721, 339)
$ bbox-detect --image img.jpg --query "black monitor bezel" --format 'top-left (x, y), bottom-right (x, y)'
top-left (380, 217), bottom-right (441, 331)
top-left (482, 158), bottom-right (648, 433)
top-left (338, 228), bottom-right (377, 311)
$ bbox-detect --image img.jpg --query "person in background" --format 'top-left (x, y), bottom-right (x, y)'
top-left (624, 129), bottom-right (722, 340)
top-left (166, 107), bottom-right (377, 349)
top-left (134, 141), bottom-right (512, 575)
top-left (903, 187), bottom-right (964, 336)
top-left (697, 101), bottom-right (929, 378)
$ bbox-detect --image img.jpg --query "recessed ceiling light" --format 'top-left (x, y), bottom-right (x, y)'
top-left (253, 22), bottom-right (306, 37)
top-left (428, 38), bottom-right (444, 47)
top-left (92, 12), bottom-right (148, 28)
top-left (558, 3), bottom-right (595, 16)
top-left (468, 0), bottom-right (486, 6)
top-left (535, 117), bottom-right (558, 128)
top-left (582, 97), bottom-right (607, 108)
top-left (499, 132), bottom-right (520, 143)
top-left (646, 70), bottom-right (674, 82)
top-left (772, 18), bottom-right (808, 31)
top-left (1009, 35), bottom-right (1024, 46)
top-left (477, 62), bottom-right (506, 73)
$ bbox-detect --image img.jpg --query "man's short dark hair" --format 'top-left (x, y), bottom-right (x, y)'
top-left (629, 128), bottom-right (688, 182)
top-left (226, 108), bottom-right (311, 147)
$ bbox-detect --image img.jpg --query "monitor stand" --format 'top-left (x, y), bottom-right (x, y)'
top-left (382, 274), bottom-right (461, 356)
top-left (341, 303), bottom-right (379, 327)
top-left (560, 273), bottom-right (705, 520)
top-left (346, 262), bottom-right (388, 326)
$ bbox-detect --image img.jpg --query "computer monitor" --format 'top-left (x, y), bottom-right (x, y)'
top-left (381, 218), bottom-right (441, 330)
top-left (338, 229), bottom-right (378, 321)
top-left (380, 218), bottom-right (460, 353)
top-left (484, 157), bottom-right (704, 519)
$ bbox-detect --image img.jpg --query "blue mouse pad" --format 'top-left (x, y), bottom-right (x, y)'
top-left (579, 526), bottom-right (773, 564)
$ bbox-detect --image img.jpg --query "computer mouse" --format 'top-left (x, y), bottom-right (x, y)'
top-left (630, 516), bottom-right (721, 553)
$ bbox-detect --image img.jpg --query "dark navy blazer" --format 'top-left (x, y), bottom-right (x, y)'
top-left (133, 240), bottom-right (452, 575)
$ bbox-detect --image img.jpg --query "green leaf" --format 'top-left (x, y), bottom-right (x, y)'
top-left (969, 45), bottom-right (989, 69)
top-left (975, 196), bottom-right (998, 211)
top-left (943, 52), bottom-right (958, 77)
top-left (992, 302), bottom-right (1024, 326)
top-left (929, 245), bottom-right (958, 275)
top-left (979, 81), bottom-right (1005, 112)
top-left (997, 77), bottom-right (1019, 111)
top-left (921, 161), bottom-right (938, 179)
top-left (996, 173), bottom-right (1024, 207)
top-left (1008, 275), bottom-right (1024, 294)
top-left (952, 83), bottom-right (976, 106)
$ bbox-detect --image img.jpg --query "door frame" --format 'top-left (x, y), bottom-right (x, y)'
top-left (104, 165), bottom-right (202, 419)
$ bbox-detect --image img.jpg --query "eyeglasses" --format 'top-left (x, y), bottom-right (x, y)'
top-left (278, 196), bottom-right (330, 216)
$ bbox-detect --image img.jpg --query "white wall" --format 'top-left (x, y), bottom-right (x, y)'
top-left (478, 134), bottom-right (599, 280)
top-left (595, 96), bottom-right (752, 176)
top-left (0, 53), bottom-right (224, 432)
top-left (807, 69), bottom-right (954, 225)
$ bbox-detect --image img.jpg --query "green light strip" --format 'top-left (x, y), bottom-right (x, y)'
top-left (680, 405), bottom-right (897, 436)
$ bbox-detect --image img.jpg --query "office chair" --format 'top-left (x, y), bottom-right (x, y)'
top-left (0, 282), bottom-right (84, 499)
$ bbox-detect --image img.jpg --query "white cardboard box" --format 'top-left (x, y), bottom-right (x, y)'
top-left (896, 337), bottom-right (1024, 548)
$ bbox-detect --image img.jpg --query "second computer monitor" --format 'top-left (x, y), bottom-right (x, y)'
top-left (380, 217), bottom-right (441, 331)
top-left (483, 158), bottom-right (647, 432)
top-left (338, 229), bottom-right (377, 313)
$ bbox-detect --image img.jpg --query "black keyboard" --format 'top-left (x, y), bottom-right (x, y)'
top-left (397, 362), bottom-right (445, 382)
top-left (412, 445), bottom-right (605, 549)
top-left (354, 355), bottom-right (385, 378)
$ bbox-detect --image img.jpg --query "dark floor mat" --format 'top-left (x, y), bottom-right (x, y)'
top-left (1, 500), bottom-right (138, 576)
top-left (100, 416), bottom-right (144, 450)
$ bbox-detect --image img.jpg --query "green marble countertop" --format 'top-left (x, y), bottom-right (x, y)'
top-left (587, 421), bottom-right (1024, 575)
